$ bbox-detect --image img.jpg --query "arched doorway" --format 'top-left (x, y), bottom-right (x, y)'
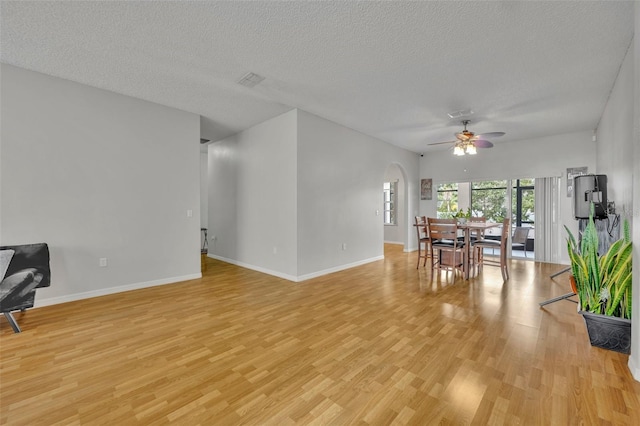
top-left (383, 163), bottom-right (409, 254)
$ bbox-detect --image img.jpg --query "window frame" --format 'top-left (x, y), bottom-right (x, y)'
top-left (383, 180), bottom-right (398, 225)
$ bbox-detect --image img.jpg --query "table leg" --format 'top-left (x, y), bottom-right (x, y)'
top-left (464, 228), bottom-right (470, 279)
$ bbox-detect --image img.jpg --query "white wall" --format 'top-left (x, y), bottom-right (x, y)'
top-left (596, 15), bottom-right (638, 380)
top-left (208, 109), bottom-right (420, 280)
top-left (383, 163), bottom-right (406, 245)
top-left (419, 130), bottom-right (597, 264)
top-left (207, 137), bottom-right (239, 262)
top-left (296, 110), bottom-right (420, 277)
top-left (200, 152), bottom-right (208, 231)
top-left (208, 110), bottom-right (298, 279)
top-left (0, 64), bottom-right (201, 305)
top-left (596, 43), bottom-right (634, 217)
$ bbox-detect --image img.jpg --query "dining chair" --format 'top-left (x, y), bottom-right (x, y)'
top-left (473, 218), bottom-right (511, 280)
top-left (414, 216), bottom-right (430, 268)
top-left (511, 226), bottom-right (530, 257)
top-left (427, 217), bottom-right (465, 274)
top-left (468, 216), bottom-right (486, 269)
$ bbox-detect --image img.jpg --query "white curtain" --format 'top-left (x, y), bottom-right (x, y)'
top-left (534, 177), bottom-right (560, 262)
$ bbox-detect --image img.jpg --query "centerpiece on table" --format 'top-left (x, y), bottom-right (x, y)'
top-left (454, 207), bottom-right (472, 225)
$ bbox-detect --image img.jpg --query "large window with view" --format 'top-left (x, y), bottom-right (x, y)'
top-left (470, 178), bottom-right (535, 258)
top-left (436, 183), bottom-right (459, 218)
top-left (511, 178), bottom-right (535, 257)
top-left (512, 178), bottom-right (535, 227)
top-left (435, 179), bottom-right (535, 257)
top-left (470, 180), bottom-right (508, 222)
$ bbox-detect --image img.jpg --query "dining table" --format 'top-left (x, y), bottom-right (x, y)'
top-left (456, 221), bottom-right (501, 279)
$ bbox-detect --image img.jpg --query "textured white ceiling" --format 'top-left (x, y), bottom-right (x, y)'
top-left (0, 1), bottom-right (634, 153)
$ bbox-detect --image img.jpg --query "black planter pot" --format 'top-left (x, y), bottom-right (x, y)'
top-left (580, 311), bottom-right (631, 354)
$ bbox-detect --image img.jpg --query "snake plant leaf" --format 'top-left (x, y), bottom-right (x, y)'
top-left (606, 272), bottom-right (632, 317)
top-left (564, 205), bottom-right (631, 318)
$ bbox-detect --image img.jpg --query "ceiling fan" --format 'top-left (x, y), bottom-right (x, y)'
top-left (429, 120), bottom-right (505, 155)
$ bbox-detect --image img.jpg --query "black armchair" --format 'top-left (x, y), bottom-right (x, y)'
top-left (0, 243), bottom-right (51, 333)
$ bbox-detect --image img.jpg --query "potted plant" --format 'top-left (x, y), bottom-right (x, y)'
top-left (454, 207), bottom-right (472, 224)
top-left (565, 206), bottom-right (632, 353)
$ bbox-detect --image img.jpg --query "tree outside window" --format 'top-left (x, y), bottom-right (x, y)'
top-left (437, 183), bottom-right (458, 218)
top-left (512, 178), bottom-right (535, 227)
top-left (471, 180), bottom-right (508, 222)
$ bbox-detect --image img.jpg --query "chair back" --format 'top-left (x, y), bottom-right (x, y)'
top-left (469, 216), bottom-right (486, 223)
top-left (500, 218), bottom-right (511, 248)
top-left (427, 218), bottom-right (458, 242)
top-left (468, 216), bottom-right (486, 238)
top-left (414, 216), bottom-right (429, 240)
top-left (0, 243), bottom-right (50, 289)
top-left (512, 227), bottom-right (530, 244)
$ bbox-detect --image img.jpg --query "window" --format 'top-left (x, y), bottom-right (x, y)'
top-left (383, 181), bottom-right (397, 225)
top-left (471, 180), bottom-right (508, 222)
top-left (437, 183), bottom-right (458, 218)
top-left (512, 178), bottom-right (535, 227)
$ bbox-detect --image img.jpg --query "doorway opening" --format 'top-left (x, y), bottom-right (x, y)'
top-left (383, 163), bottom-right (408, 254)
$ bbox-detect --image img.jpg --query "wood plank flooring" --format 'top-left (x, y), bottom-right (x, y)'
top-left (1, 245), bottom-right (639, 425)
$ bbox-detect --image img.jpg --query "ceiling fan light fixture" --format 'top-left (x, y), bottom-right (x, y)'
top-left (453, 144), bottom-right (465, 156)
top-left (429, 119), bottom-right (504, 156)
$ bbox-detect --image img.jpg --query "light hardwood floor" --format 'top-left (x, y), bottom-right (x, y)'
top-left (1, 245), bottom-right (639, 425)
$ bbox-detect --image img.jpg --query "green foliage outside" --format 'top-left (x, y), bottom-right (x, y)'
top-left (436, 183), bottom-right (458, 218)
top-left (471, 180), bottom-right (507, 222)
top-left (437, 179), bottom-right (535, 224)
top-left (512, 179), bottom-right (535, 223)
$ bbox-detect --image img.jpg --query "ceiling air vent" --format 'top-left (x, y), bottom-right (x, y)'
top-left (237, 72), bottom-right (265, 88)
top-left (447, 109), bottom-right (474, 119)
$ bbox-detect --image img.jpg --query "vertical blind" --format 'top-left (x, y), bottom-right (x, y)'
top-left (534, 177), bottom-right (560, 263)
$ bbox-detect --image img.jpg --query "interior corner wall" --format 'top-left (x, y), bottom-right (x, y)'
top-left (0, 64), bottom-right (201, 305)
top-left (207, 109), bottom-right (298, 279)
top-left (592, 27), bottom-right (637, 380)
top-left (296, 110), bottom-right (420, 278)
top-left (595, 34), bottom-right (637, 379)
top-left (595, 42), bottom-right (634, 217)
top-left (419, 130), bottom-right (597, 264)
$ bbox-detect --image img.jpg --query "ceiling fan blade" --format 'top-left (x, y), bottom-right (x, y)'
top-left (474, 139), bottom-right (494, 148)
top-left (428, 140), bottom-right (456, 146)
top-left (476, 132), bottom-right (505, 139)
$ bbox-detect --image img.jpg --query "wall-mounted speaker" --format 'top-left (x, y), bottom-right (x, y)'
top-left (574, 174), bottom-right (607, 219)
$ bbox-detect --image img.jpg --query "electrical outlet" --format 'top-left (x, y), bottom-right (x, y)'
top-left (273, 246), bottom-right (277, 254)
top-left (342, 243), bottom-right (347, 251)
top-left (187, 209), bottom-right (193, 217)
top-left (99, 258), bottom-right (108, 267)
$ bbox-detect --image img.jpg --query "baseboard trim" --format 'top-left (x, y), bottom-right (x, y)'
top-left (296, 255), bottom-right (384, 282)
top-left (208, 253), bottom-right (384, 283)
top-left (207, 254), bottom-right (298, 282)
top-left (629, 355), bottom-right (640, 382)
top-left (35, 273), bottom-right (202, 307)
